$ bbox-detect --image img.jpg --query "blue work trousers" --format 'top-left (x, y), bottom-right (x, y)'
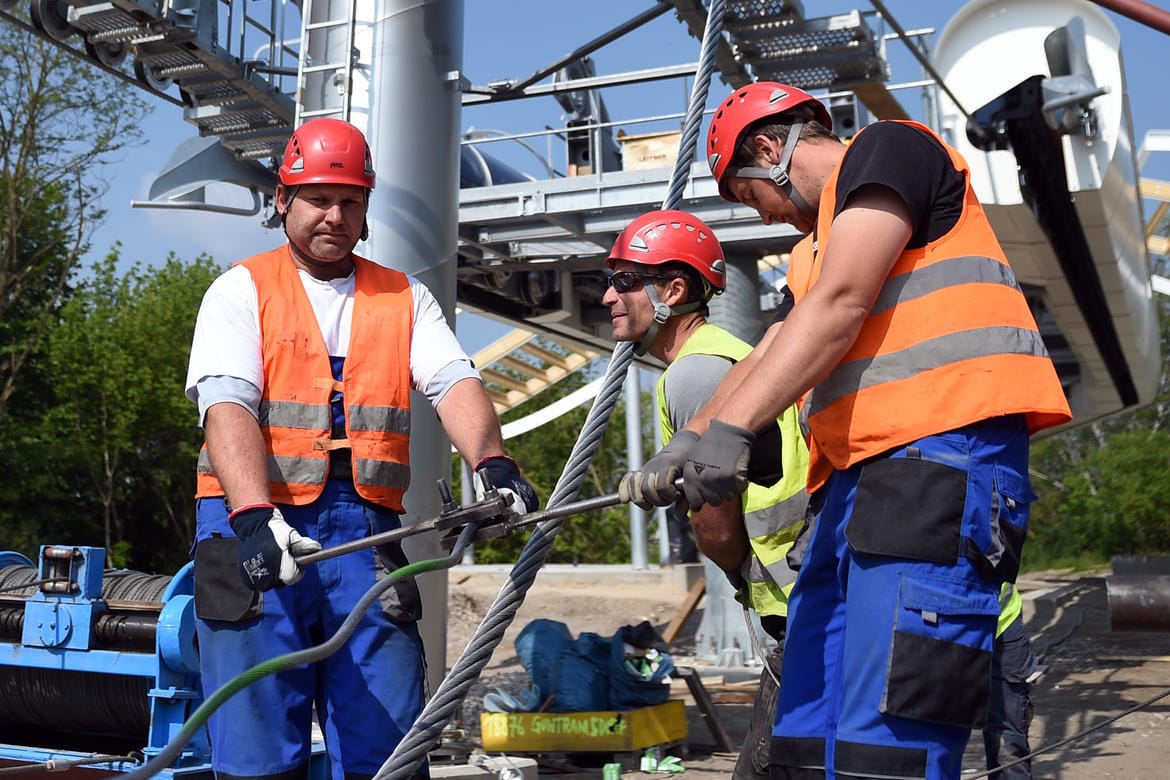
top-left (193, 481), bottom-right (427, 780)
top-left (771, 416), bottom-right (1034, 779)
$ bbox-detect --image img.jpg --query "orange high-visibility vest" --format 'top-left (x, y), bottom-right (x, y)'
top-left (196, 246), bottom-right (414, 510)
top-left (787, 121), bottom-right (1071, 490)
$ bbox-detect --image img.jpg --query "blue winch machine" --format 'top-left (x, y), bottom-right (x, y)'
top-left (0, 545), bottom-right (207, 775)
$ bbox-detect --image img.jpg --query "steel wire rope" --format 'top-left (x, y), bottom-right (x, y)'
top-left (114, 521), bottom-right (485, 780)
top-left (373, 2), bottom-right (729, 777)
top-left (0, 752), bottom-right (144, 776)
top-left (968, 683), bottom-right (1170, 778)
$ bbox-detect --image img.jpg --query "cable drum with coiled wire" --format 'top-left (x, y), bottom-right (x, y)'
top-left (0, 561), bottom-right (174, 740)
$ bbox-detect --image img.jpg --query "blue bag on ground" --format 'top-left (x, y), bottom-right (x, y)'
top-left (608, 621), bottom-right (675, 709)
top-left (551, 631), bottom-right (611, 712)
top-left (515, 618), bottom-right (675, 712)
top-left (515, 618), bottom-right (573, 705)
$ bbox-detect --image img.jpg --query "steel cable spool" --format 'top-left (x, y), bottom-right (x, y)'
top-left (0, 562), bottom-right (172, 739)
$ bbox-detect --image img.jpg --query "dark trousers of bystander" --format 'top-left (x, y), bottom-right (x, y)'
top-left (984, 614), bottom-right (1038, 780)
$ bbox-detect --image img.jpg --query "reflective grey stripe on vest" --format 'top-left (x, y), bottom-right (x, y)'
top-left (197, 448), bottom-right (327, 485)
top-left (744, 493), bottom-right (808, 539)
top-left (807, 255), bottom-right (1043, 417)
top-left (745, 553), bottom-right (797, 591)
top-left (196, 448), bottom-right (214, 475)
top-left (356, 456), bottom-right (411, 492)
top-left (259, 400), bottom-right (331, 429)
top-left (744, 493), bottom-right (809, 589)
top-left (807, 326), bottom-right (1050, 417)
top-left (870, 255), bottom-right (1022, 317)
top-left (348, 404), bottom-right (411, 434)
top-left (999, 582), bottom-right (1015, 609)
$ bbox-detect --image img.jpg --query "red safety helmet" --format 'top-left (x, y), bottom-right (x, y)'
top-left (706, 82), bottom-right (832, 200)
top-left (278, 118), bottom-right (376, 189)
top-left (607, 210), bottom-right (725, 294)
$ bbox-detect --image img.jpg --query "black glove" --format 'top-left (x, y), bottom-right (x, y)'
top-left (619, 429), bottom-right (699, 510)
top-left (475, 455), bottom-right (540, 515)
top-left (681, 419), bottom-right (755, 510)
top-left (230, 503), bottom-right (322, 592)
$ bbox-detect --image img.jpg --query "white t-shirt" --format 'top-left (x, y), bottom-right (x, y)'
top-left (185, 262), bottom-right (479, 422)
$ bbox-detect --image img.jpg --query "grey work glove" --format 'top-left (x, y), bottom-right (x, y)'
top-left (619, 430), bottom-right (699, 510)
top-left (230, 503), bottom-right (322, 592)
top-left (680, 419), bottom-right (755, 510)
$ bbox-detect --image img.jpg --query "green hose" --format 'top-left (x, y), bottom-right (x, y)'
top-left (121, 530), bottom-right (474, 780)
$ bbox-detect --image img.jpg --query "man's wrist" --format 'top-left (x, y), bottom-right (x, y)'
top-left (473, 454), bottom-right (518, 472)
top-left (229, 502), bottom-right (276, 519)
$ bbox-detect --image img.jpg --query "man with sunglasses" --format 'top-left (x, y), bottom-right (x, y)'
top-left (620, 83), bottom-right (1072, 779)
top-left (604, 209), bottom-right (811, 780)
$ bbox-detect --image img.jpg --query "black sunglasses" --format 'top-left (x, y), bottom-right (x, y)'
top-left (607, 271), bottom-right (665, 293)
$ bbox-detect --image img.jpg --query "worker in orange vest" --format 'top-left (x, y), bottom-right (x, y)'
top-left (622, 82), bottom-right (1071, 779)
top-left (185, 118), bottom-right (537, 780)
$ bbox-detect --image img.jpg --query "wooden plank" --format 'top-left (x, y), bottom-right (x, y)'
top-left (480, 368), bottom-right (534, 394)
top-left (662, 576), bottom-right (705, 647)
top-left (471, 328), bottom-right (534, 368)
top-left (673, 667), bottom-right (734, 753)
top-left (852, 82), bottom-right (910, 121)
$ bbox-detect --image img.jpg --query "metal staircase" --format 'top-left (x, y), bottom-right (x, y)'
top-left (668, 0), bottom-right (908, 119)
top-left (9, 0), bottom-right (304, 164)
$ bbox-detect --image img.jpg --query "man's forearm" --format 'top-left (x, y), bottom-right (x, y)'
top-left (680, 322), bottom-right (781, 436)
top-left (689, 503), bottom-right (749, 572)
top-left (204, 402), bottom-right (272, 508)
top-left (437, 377), bottom-right (506, 466)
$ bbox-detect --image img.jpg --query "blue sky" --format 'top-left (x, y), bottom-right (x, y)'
top-left (82, 0), bottom-right (1170, 351)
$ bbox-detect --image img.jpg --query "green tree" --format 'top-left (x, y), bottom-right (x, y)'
top-left (0, 19), bottom-right (151, 427)
top-left (40, 250), bottom-right (221, 569)
top-left (1027, 252), bottom-right (1170, 568)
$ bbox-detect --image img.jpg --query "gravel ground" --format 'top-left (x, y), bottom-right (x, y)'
top-left (441, 568), bottom-right (1170, 779)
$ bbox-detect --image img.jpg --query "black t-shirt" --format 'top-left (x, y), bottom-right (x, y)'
top-left (770, 123), bottom-right (967, 328)
top-left (831, 121), bottom-right (967, 248)
top-left (773, 283), bottom-right (795, 323)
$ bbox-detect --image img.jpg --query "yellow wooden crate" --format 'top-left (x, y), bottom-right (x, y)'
top-left (480, 699), bottom-right (687, 753)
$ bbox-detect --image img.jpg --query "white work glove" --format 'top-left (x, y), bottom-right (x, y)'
top-left (229, 503), bottom-right (322, 591)
top-left (474, 455), bottom-right (540, 517)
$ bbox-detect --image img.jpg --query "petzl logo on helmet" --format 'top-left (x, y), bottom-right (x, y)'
top-left (769, 88), bottom-right (790, 106)
top-left (710, 258), bottom-right (726, 279)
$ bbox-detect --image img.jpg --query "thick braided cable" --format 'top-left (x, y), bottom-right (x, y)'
top-left (374, 3), bottom-right (728, 778)
top-left (374, 342), bottom-right (635, 779)
top-left (661, 0), bottom-right (726, 212)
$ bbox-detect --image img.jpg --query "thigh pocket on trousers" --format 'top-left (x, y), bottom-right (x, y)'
top-left (883, 573), bottom-right (999, 729)
top-left (846, 456), bottom-right (966, 564)
top-left (966, 463), bottom-right (1035, 583)
top-left (193, 536), bottom-right (263, 623)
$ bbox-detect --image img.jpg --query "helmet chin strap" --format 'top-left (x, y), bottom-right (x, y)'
top-left (727, 119), bottom-right (816, 221)
top-left (635, 285), bottom-right (701, 357)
